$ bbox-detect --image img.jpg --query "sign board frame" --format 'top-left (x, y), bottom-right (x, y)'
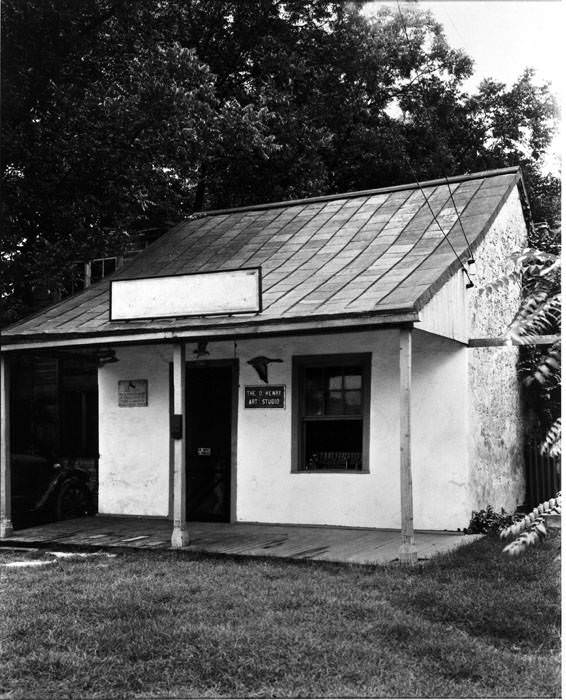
top-left (118, 379), bottom-right (148, 407)
top-left (244, 385), bottom-right (286, 409)
top-left (109, 267), bottom-right (262, 322)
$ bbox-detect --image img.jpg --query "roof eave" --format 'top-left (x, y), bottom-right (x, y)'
top-left (0, 308), bottom-right (419, 351)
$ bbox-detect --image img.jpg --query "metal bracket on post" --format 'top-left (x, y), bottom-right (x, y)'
top-left (0, 354), bottom-right (14, 538)
top-left (171, 343), bottom-right (189, 548)
top-left (399, 327), bottom-right (417, 566)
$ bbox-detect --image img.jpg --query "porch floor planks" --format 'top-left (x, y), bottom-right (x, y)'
top-left (2, 517), bottom-right (480, 565)
top-left (311, 531), bottom-right (401, 565)
top-left (411, 532), bottom-right (473, 560)
top-left (190, 523), bottom-right (368, 563)
top-left (294, 532), bottom-right (375, 563)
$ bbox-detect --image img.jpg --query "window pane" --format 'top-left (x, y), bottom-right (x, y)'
top-left (326, 390), bottom-right (344, 415)
top-left (344, 390), bottom-right (362, 414)
top-left (303, 419), bottom-right (362, 470)
top-left (327, 369), bottom-right (343, 391)
top-left (305, 387), bottom-right (324, 415)
top-left (305, 368), bottom-right (324, 416)
top-left (344, 372), bottom-right (362, 390)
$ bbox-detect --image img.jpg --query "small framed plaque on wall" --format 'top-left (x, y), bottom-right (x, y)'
top-left (118, 379), bottom-right (148, 407)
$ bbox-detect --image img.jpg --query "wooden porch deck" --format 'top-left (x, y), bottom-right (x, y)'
top-left (1, 516), bottom-right (479, 565)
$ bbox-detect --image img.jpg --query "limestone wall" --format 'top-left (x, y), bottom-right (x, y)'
top-left (466, 185), bottom-right (527, 512)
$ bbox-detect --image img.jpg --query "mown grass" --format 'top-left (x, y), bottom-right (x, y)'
top-left (0, 533), bottom-right (560, 698)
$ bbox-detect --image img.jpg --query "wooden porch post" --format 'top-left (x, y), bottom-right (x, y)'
top-left (0, 354), bottom-right (13, 538)
top-left (399, 327), bottom-right (417, 565)
top-left (171, 343), bottom-right (189, 547)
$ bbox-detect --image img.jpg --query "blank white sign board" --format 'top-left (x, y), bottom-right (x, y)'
top-left (110, 268), bottom-right (261, 321)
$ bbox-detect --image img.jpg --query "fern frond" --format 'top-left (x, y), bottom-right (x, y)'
top-left (502, 521), bottom-right (547, 556)
top-left (500, 493), bottom-right (561, 556)
top-left (508, 294), bottom-right (561, 340)
top-left (541, 418), bottom-right (561, 457)
top-left (479, 269), bottom-right (521, 296)
top-left (477, 248), bottom-right (560, 297)
top-left (510, 248), bottom-right (557, 267)
top-left (524, 341), bottom-right (561, 386)
top-left (539, 258), bottom-right (561, 278)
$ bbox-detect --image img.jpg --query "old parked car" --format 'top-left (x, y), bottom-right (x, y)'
top-left (11, 454), bottom-right (95, 528)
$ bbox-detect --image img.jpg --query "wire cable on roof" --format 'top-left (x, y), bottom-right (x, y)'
top-left (395, 0), bottom-right (475, 261)
top-left (397, 148), bottom-right (475, 288)
top-left (384, 115), bottom-right (475, 286)
top-left (443, 175), bottom-right (475, 262)
top-left (393, 0), bottom-right (475, 287)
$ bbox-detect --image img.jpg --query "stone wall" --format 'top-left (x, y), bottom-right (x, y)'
top-left (467, 186), bottom-right (528, 512)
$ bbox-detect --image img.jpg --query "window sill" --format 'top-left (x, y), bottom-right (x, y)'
top-left (292, 469), bottom-right (370, 474)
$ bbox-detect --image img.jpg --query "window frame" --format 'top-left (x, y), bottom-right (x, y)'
top-left (292, 353), bottom-right (371, 474)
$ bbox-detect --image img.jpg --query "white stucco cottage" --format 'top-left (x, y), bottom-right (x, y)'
top-left (1, 167), bottom-right (529, 560)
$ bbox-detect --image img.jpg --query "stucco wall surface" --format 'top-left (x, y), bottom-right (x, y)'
top-left (98, 329), bottom-right (471, 530)
top-left (466, 185), bottom-right (527, 512)
top-left (238, 330), bottom-right (469, 530)
top-left (412, 331), bottom-right (470, 529)
top-left (232, 330), bottom-right (401, 529)
top-left (98, 345), bottom-right (172, 516)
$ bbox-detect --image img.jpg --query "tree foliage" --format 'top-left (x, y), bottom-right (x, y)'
top-left (1, 0), bottom-right (560, 324)
top-left (1, 0), bottom-right (277, 321)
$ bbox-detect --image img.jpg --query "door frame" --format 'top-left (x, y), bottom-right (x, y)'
top-left (169, 358), bottom-right (238, 523)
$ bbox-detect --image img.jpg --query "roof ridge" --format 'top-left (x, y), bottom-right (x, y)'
top-left (196, 167), bottom-right (521, 217)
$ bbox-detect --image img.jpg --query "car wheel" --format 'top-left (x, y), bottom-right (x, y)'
top-left (55, 479), bottom-right (91, 521)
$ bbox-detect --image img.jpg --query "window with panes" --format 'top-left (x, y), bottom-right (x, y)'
top-left (293, 354), bottom-right (370, 472)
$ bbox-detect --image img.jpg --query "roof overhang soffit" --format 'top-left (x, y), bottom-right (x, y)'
top-left (0, 312), bottom-right (419, 352)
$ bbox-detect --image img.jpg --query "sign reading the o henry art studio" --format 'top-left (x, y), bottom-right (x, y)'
top-left (245, 385), bottom-right (286, 409)
top-left (118, 379), bottom-right (148, 407)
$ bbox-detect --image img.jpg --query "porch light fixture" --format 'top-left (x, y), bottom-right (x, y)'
top-left (466, 258), bottom-right (476, 289)
top-left (97, 348), bottom-right (119, 367)
top-left (193, 340), bottom-right (209, 358)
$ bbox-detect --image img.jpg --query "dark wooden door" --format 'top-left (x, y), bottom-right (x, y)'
top-left (186, 364), bottom-right (233, 522)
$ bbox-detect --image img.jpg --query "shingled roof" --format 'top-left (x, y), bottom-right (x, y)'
top-left (1, 167), bottom-right (524, 346)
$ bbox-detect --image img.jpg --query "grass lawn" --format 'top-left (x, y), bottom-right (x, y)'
top-left (0, 533), bottom-right (560, 699)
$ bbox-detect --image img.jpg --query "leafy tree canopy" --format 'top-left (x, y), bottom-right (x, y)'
top-left (1, 0), bottom-right (560, 324)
